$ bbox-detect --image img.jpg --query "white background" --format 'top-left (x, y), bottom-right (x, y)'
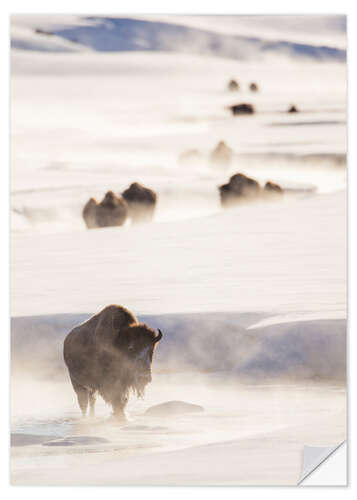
top-left (1, 0), bottom-right (354, 497)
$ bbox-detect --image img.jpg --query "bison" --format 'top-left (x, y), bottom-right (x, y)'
top-left (227, 79), bottom-right (239, 91)
top-left (210, 141), bottom-right (233, 167)
top-left (82, 197), bottom-right (98, 229)
top-left (95, 191), bottom-right (128, 228)
top-left (249, 82), bottom-right (259, 92)
top-left (264, 181), bottom-right (284, 195)
top-left (82, 191), bottom-right (128, 229)
top-left (228, 103), bottom-right (255, 116)
top-left (219, 173), bottom-right (261, 207)
top-left (288, 105), bottom-right (298, 113)
top-left (122, 182), bottom-right (157, 224)
top-left (63, 305), bottom-right (163, 419)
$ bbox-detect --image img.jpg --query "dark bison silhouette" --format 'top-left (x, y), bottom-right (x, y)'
top-left (219, 174), bottom-right (284, 207)
top-left (264, 181), bottom-right (284, 195)
top-left (122, 182), bottom-right (157, 224)
top-left (219, 173), bottom-right (261, 207)
top-left (63, 305), bottom-right (163, 419)
top-left (228, 103), bottom-right (255, 116)
top-left (82, 191), bottom-right (128, 229)
top-left (227, 79), bottom-right (239, 91)
top-left (249, 82), bottom-right (259, 92)
top-left (288, 105), bottom-right (298, 113)
top-left (210, 141), bottom-right (233, 167)
top-left (35, 28), bottom-right (54, 36)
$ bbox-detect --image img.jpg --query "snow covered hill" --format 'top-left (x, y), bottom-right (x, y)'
top-left (11, 15), bottom-right (346, 62)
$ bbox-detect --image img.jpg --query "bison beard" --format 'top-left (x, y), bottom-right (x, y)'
top-left (63, 305), bottom-right (162, 419)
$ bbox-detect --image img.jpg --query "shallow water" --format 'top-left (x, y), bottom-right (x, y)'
top-left (11, 375), bottom-right (346, 448)
top-left (11, 375), bottom-right (346, 485)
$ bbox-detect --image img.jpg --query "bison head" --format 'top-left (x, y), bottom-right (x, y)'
top-left (115, 324), bottom-right (163, 397)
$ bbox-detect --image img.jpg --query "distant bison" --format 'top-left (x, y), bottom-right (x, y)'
top-left (82, 191), bottom-right (128, 229)
top-left (288, 105), bottom-right (298, 113)
top-left (63, 305), bottom-right (163, 419)
top-left (82, 198), bottom-right (98, 229)
top-left (264, 181), bottom-right (284, 195)
top-left (249, 82), bottom-right (259, 92)
top-left (122, 182), bottom-right (157, 224)
top-left (35, 28), bottom-right (54, 36)
top-left (228, 103), bottom-right (255, 116)
top-left (219, 173), bottom-right (261, 207)
top-left (219, 174), bottom-right (284, 207)
top-left (210, 141), bottom-right (233, 167)
top-left (228, 79), bottom-right (239, 91)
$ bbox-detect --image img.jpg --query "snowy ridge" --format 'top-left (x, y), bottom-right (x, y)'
top-left (11, 312), bottom-right (346, 382)
top-left (11, 15), bottom-right (346, 62)
top-left (11, 25), bottom-right (91, 53)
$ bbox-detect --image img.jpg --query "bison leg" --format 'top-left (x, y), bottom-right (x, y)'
top-left (112, 394), bottom-right (128, 421)
top-left (70, 378), bottom-right (89, 417)
top-left (89, 390), bottom-right (97, 417)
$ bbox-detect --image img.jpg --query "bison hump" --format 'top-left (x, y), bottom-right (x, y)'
top-left (94, 305), bottom-right (137, 346)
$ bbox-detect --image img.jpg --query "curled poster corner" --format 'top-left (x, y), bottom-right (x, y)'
top-left (298, 441), bottom-right (346, 485)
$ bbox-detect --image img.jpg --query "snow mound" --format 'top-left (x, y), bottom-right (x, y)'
top-left (11, 433), bottom-right (61, 447)
top-left (145, 401), bottom-right (204, 416)
top-left (43, 436), bottom-right (109, 446)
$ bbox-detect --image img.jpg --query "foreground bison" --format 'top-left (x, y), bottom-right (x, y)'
top-left (63, 305), bottom-right (163, 419)
top-left (122, 182), bottom-right (157, 224)
top-left (82, 191), bottom-right (128, 229)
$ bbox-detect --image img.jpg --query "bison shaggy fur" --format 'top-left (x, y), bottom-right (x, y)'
top-left (63, 305), bottom-right (163, 419)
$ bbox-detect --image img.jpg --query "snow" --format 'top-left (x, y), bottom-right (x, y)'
top-left (11, 49), bottom-right (346, 235)
top-left (10, 25), bottom-right (91, 53)
top-left (137, 15), bottom-right (347, 50)
top-left (11, 375), bottom-right (345, 485)
top-left (10, 14), bottom-right (346, 486)
top-left (11, 191), bottom-right (346, 319)
top-left (11, 15), bottom-right (346, 60)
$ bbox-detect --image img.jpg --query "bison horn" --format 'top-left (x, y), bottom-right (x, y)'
top-left (154, 329), bottom-right (163, 343)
